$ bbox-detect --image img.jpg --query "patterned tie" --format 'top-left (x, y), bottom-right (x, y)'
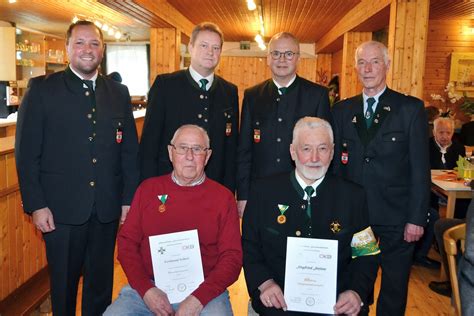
top-left (365, 97), bottom-right (376, 128)
top-left (304, 186), bottom-right (315, 218)
top-left (199, 78), bottom-right (209, 91)
top-left (278, 87), bottom-right (287, 95)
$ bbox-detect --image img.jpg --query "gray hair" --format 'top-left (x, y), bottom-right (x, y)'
top-left (170, 124), bottom-right (210, 148)
top-left (268, 32), bottom-right (300, 53)
top-left (355, 41), bottom-right (390, 66)
top-left (433, 117), bottom-right (455, 133)
top-left (292, 117), bottom-right (334, 144)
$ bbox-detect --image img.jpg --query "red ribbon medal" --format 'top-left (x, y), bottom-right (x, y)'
top-left (253, 129), bottom-right (261, 143)
top-left (341, 151), bottom-right (348, 165)
top-left (226, 123), bottom-right (232, 136)
top-left (116, 128), bottom-right (123, 144)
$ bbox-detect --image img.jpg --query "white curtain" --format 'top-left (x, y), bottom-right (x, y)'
top-left (106, 44), bottom-right (148, 96)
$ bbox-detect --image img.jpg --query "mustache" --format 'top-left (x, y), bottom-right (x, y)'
top-left (304, 162), bottom-right (323, 168)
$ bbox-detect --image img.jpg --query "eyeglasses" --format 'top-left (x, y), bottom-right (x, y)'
top-left (269, 50), bottom-right (299, 60)
top-left (170, 144), bottom-right (209, 156)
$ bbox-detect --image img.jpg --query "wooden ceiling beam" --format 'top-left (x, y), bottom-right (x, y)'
top-left (315, 0), bottom-right (392, 53)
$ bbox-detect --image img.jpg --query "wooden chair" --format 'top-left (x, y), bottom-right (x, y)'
top-left (443, 223), bottom-right (466, 316)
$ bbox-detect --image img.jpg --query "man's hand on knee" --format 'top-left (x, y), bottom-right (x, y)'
top-left (143, 287), bottom-right (174, 316)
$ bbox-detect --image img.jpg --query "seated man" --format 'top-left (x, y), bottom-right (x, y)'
top-left (242, 117), bottom-right (379, 316)
top-left (105, 124), bottom-right (242, 316)
top-left (414, 117), bottom-right (466, 269)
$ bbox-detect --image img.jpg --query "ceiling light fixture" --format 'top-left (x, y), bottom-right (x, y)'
top-left (246, 0), bottom-right (256, 11)
top-left (71, 15), bottom-right (123, 40)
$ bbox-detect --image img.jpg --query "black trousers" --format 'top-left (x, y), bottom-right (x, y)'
top-left (43, 210), bottom-right (119, 316)
top-left (370, 225), bottom-right (415, 316)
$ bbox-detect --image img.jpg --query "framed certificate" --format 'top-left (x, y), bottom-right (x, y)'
top-left (149, 229), bottom-right (204, 303)
top-left (284, 237), bottom-right (338, 314)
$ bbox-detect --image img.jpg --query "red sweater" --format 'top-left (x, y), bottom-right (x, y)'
top-left (117, 174), bottom-right (242, 306)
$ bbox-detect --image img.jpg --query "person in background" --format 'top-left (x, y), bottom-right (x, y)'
top-left (236, 32), bottom-right (331, 217)
top-left (331, 40), bottom-right (430, 315)
top-left (414, 117), bottom-right (466, 269)
top-left (15, 20), bottom-right (139, 315)
top-left (139, 22), bottom-right (238, 192)
top-left (107, 71), bottom-right (123, 83)
top-left (243, 117), bottom-right (379, 316)
top-left (460, 119), bottom-right (474, 146)
top-left (104, 125), bottom-right (242, 316)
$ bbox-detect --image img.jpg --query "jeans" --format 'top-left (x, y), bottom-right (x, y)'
top-left (103, 285), bottom-right (233, 315)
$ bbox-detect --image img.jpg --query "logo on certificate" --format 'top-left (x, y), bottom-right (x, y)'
top-left (305, 297), bottom-right (315, 306)
top-left (177, 283), bottom-right (187, 292)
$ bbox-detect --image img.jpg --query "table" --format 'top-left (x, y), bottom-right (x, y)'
top-left (431, 170), bottom-right (472, 219)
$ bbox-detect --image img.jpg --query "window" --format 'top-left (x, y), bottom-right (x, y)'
top-left (106, 44), bottom-right (149, 96)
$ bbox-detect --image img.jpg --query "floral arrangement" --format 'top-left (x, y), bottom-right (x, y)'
top-left (430, 82), bottom-right (474, 118)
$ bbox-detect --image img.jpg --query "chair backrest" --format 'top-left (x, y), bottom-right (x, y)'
top-left (444, 223), bottom-right (467, 316)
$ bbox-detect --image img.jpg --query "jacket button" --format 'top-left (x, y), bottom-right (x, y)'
top-left (276, 98), bottom-right (280, 102)
top-left (276, 158), bottom-right (280, 162)
top-left (89, 181), bottom-right (95, 187)
top-left (278, 117), bottom-right (282, 122)
top-left (200, 95), bottom-right (204, 99)
top-left (87, 114), bottom-right (92, 119)
top-left (92, 158), bottom-right (97, 163)
top-left (365, 157), bottom-right (370, 163)
top-left (85, 91), bottom-right (90, 96)
top-left (276, 138), bottom-right (281, 142)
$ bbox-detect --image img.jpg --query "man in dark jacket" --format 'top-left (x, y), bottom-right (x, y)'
top-left (243, 117), bottom-right (379, 316)
top-left (15, 21), bottom-right (139, 315)
top-left (237, 32), bottom-right (330, 217)
top-left (139, 22), bottom-right (238, 192)
top-left (331, 41), bottom-right (430, 315)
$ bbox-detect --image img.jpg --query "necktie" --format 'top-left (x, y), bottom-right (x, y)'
top-left (278, 87), bottom-right (287, 95)
top-left (365, 97), bottom-right (376, 128)
top-left (83, 80), bottom-right (94, 91)
top-left (199, 78), bottom-right (209, 91)
top-left (304, 186), bottom-right (315, 218)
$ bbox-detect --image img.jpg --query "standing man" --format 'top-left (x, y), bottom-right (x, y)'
top-left (15, 21), bottom-right (139, 315)
top-left (139, 22), bottom-right (238, 192)
top-left (236, 32), bottom-right (330, 217)
top-left (243, 117), bottom-right (379, 316)
top-left (331, 41), bottom-right (430, 315)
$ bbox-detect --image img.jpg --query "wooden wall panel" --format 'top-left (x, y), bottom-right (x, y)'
top-left (340, 31), bottom-right (372, 99)
top-left (423, 19), bottom-right (474, 103)
top-left (149, 28), bottom-right (180, 82)
top-left (216, 56), bottom-right (319, 111)
top-left (387, 0), bottom-right (429, 99)
top-left (332, 49), bottom-right (343, 77)
top-left (315, 53), bottom-right (332, 86)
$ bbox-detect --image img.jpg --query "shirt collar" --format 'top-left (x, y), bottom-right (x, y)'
top-left (363, 85), bottom-right (386, 109)
top-left (435, 139), bottom-right (452, 152)
top-left (273, 75), bottom-right (297, 90)
top-left (294, 170), bottom-right (324, 199)
top-left (171, 171), bottom-right (206, 187)
top-left (69, 65), bottom-right (98, 90)
top-left (189, 65), bottom-right (214, 90)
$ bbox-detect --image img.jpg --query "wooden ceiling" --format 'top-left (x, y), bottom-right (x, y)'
top-left (0, 0), bottom-right (472, 44)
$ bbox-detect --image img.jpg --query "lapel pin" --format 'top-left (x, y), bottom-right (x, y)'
top-left (330, 221), bottom-right (342, 233)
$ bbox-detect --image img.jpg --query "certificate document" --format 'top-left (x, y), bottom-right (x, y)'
top-left (149, 229), bottom-right (204, 304)
top-left (284, 237), bottom-right (338, 314)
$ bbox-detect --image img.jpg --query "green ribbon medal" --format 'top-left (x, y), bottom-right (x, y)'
top-left (277, 204), bottom-right (289, 224)
top-left (158, 194), bottom-right (168, 213)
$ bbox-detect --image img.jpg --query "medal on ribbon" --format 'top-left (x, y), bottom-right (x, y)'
top-left (277, 204), bottom-right (289, 224)
top-left (253, 129), bottom-right (261, 143)
top-left (116, 128), bottom-right (123, 144)
top-left (341, 151), bottom-right (348, 165)
top-left (226, 123), bottom-right (232, 136)
top-left (157, 194), bottom-right (168, 213)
